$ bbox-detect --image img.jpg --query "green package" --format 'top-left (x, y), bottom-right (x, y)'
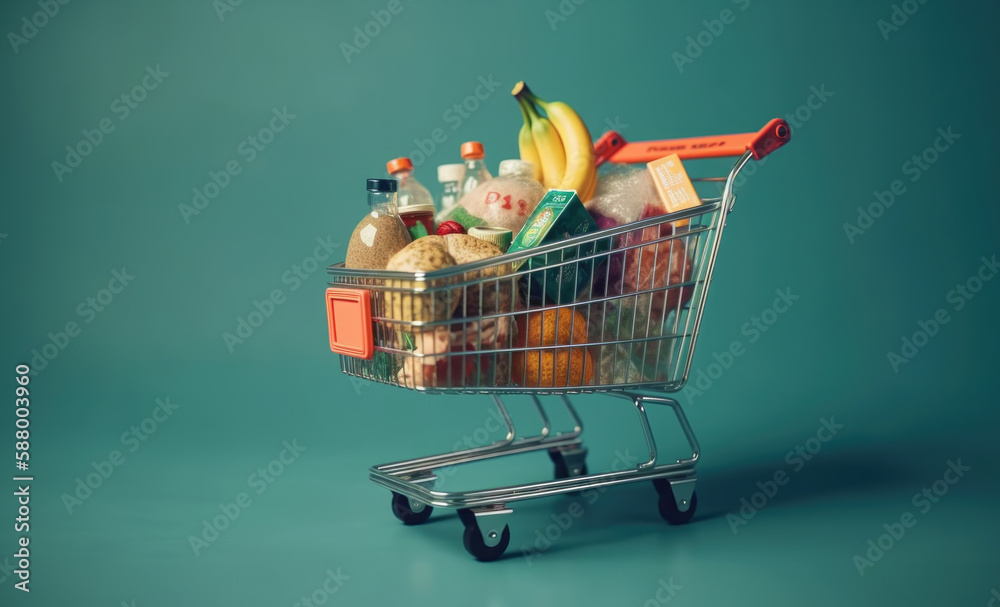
top-left (507, 189), bottom-right (606, 305)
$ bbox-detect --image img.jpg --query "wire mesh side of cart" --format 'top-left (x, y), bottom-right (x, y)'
top-left (327, 166), bottom-right (739, 395)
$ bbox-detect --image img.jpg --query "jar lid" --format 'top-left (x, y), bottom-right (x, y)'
top-left (437, 163), bottom-right (466, 183)
top-left (367, 178), bottom-right (397, 192)
top-left (468, 226), bottom-right (513, 252)
top-left (397, 203), bottom-right (436, 214)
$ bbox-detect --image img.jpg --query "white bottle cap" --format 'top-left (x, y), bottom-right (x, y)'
top-left (437, 163), bottom-right (466, 183)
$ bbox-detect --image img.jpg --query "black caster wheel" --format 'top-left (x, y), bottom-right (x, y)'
top-left (459, 510), bottom-right (510, 562)
top-left (549, 448), bottom-right (588, 479)
top-left (391, 492), bottom-right (433, 525)
top-left (652, 479), bottom-right (697, 525)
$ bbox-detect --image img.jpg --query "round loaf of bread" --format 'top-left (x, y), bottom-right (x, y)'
top-left (385, 235), bottom-right (506, 324)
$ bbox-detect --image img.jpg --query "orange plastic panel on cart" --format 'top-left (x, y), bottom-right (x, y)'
top-left (325, 287), bottom-right (373, 359)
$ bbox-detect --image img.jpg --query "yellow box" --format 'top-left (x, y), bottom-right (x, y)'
top-left (647, 154), bottom-right (702, 228)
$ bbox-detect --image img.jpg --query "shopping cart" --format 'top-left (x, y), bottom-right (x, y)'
top-left (325, 119), bottom-right (791, 560)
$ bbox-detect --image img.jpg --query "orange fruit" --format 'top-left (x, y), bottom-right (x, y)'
top-left (512, 307), bottom-right (594, 388)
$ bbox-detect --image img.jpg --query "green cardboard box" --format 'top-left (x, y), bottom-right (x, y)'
top-left (507, 189), bottom-right (606, 305)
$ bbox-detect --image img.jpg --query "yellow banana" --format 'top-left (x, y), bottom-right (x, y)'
top-left (579, 164), bottom-right (598, 202)
top-left (518, 82), bottom-right (596, 200)
top-left (514, 86), bottom-right (565, 189)
top-left (516, 98), bottom-right (544, 183)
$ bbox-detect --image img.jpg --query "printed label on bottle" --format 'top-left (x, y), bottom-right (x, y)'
top-left (360, 223), bottom-right (378, 247)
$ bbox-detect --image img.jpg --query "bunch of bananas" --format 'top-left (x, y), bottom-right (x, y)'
top-left (513, 82), bottom-right (597, 202)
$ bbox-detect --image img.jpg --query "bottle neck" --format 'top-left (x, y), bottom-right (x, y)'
top-left (390, 169), bottom-right (413, 187)
top-left (368, 190), bottom-right (398, 216)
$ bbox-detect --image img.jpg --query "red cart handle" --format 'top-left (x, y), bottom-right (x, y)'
top-left (596, 118), bottom-right (791, 165)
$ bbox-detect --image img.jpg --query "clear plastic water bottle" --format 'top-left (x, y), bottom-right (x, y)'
top-left (387, 157), bottom-right (436, 238)
top-left (460, 141), bottom-right (492, 196)
top-left (387, 157), bottom-right (435, 209)
top-left (436, 163), bottom-right (465, 220)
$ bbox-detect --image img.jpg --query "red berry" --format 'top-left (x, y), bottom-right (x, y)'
top-left (436, 220), bottom-right (466, 236)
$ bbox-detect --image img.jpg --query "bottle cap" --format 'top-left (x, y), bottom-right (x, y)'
top-left (367, 178), bottom-right (397, 193)
top-left (468, 226), bottom-right (513, 253)
top-left (437, 163), bottom-right (466, 183)
top-left (460, 141), bottom-right (485, 160)
top-left (386, 157), bottom-right (413, 174)
top-left (498, 159), bottom-right (534, 178)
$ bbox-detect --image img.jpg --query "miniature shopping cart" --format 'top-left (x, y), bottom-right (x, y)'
top-left (325, 119), bottom-right (790, 560)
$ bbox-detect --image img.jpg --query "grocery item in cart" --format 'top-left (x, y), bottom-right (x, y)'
top-left (439, 159), bottom-right (546, 235)
top-left (388, 157), bottom-right (435, 210)
top-left (507, 189), bottom-right (605, 305)
top-left (436, 163), bottom-right (465, 220)
top-left (388, 234), bottom-right (517, 389)
top-left (460, 141), bottom-right (492, 196)
top-left (345, 179), bottom-right (412, 270)
top-left (397, 323), bottom-right (513, 390)
top-left (512, 306), bottom-right (594, 388)
top-left (435, 220), bottom-right (466, 236)
top-left (511, 82), bottom-right (597, 202)
top-left (384, 234), bottom-right (509, 323)
top-left (647, 154), bottom-right (701, 229)
top-left (388, 157), bottom-right (436, 239)
top-left (584, 164), bottom-right (662, 230)
top-left (589, 221), bottom-right (695, 380)
top-left (467, 226), bottom-right (512, 252)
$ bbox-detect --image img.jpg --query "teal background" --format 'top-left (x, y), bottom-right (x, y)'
top-left (2, 0), bottom-right (999, 605)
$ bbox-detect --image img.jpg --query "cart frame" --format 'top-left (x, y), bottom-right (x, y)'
top-left (326, 119), bottom-right (790, 560)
